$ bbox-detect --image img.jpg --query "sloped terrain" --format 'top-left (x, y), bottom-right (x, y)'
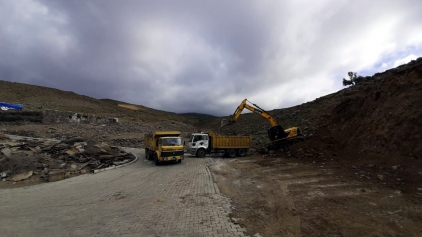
top-left (208, 58), bottom-right (422, 236)
top-left (207, 58), bottom-right (422, 193)
top-left (0, 80), bottom-right (195, 124)
top-left (0, 80), bottom-right (198, 148)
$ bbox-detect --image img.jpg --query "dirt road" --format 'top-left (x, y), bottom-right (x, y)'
top-left (0, 149), bottom-right (246, 237)
top-left (209, 156), bottom-right (422, 237)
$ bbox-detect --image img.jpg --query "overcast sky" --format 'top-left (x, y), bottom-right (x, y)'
top-left (1, 0), bottom-right (421, 116)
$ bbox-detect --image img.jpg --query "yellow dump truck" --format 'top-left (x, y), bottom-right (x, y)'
top-left (187, 132), bottom-right (252, 158)
top-left (144, 131), bottom-right (184, 165)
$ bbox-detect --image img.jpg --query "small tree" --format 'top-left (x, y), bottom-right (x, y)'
top-left (342, 77), bottom-right (354, 86)
top-left (342, 71), bottom-right (363, 86)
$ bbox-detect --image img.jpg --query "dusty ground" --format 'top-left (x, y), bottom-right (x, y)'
top-left (210, 155), bottom-right (422, 237)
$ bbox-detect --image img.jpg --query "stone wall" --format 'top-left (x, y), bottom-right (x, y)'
top-left (42, 110), bottom-right (118, 125)
top-left (0, 110), bottom-right (118, 125)
top-left (0, 111), bottom-right (42, 124)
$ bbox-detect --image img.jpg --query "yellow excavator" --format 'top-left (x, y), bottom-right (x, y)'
top-left (221, 99), bottom-right (303, 150)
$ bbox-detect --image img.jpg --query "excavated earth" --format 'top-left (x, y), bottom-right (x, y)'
top-left (207, 58), bottom-right (422, 236)
top-left (1, 58), bottom-right (422, 236)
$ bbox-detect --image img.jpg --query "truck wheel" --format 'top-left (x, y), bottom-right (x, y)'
top-left (196, 149), bottom-right (206, 158)
top-left (154, 153), bottom-right (160, 166)
top-left (227, 149), bottom-right (236, 158)
top-left (236, 148), bottom-right (246, 157)
top-left (178, 159), bottom-right (182, 163)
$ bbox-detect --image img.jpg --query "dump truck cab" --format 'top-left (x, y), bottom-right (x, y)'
top-left (156, 136), bottom-right (184, 162)
top-left (188, 133), bottom-right (210, 156)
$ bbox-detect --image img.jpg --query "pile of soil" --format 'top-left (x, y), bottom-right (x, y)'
top-left (208, 57), bottom-right (422, 194)
top-left (208, 58), bottom-right (422, 236)
top-left (288, 58), bottom-right (422, 193)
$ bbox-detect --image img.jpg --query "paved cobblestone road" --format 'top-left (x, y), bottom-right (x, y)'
top-left (0, 148), bottom-right (247, 237)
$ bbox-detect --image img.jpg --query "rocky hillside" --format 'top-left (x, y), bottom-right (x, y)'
top-left (0, 80), bottom-right (195, 125)
top-left (206, 58), bottom-right (422, 154)
top-left (0, 80), bottom-right (198, 148)
top-left (205, 57), bottom-right (422, 193)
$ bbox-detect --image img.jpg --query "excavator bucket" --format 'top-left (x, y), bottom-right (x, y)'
top-left (220, 119), bottom-right (231, 130)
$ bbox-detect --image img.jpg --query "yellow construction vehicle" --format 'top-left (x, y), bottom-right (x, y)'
top-left (144, 131), bottom-right (184, 165)
top-left (221, 99), bottom-right (303, 150)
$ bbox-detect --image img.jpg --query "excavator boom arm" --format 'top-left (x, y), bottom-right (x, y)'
top-left (243, 104), bottom-right (277, 127)
top-left (221, 98), bottom-right (303, 147)
top-left (223, 99), bottom-right (277, 128)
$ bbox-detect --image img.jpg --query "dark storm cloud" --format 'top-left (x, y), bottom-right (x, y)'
top-left (1, 0), bottom-right (422, 115)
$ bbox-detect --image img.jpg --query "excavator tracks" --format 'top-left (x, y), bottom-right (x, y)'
top-left (266, 137), bottom-right (304, 151)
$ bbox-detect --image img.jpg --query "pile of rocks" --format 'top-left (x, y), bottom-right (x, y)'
top-left (0, 135), bottom-right (135, 183)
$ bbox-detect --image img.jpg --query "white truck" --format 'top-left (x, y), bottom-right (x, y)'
top-left (187, 132), bottom-right (252, 158)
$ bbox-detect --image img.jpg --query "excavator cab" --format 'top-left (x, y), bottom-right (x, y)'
top-left (268, 125), bottom-right (290, 141)
top-left (222, 119), bottom-right (290, 141)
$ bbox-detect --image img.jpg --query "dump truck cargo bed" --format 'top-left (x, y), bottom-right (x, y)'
top-left (208, 132), bottom-right (252, 149)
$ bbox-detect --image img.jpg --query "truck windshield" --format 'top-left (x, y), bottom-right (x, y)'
top-left (161, 138), bottom-right (182, 146)
top-left (191, 135), bottom-right (206, 142)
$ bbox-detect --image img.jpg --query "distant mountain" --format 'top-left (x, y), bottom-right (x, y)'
top-left (0, 80), bottom-right (195, 125)
top-left (98, 98), bottom-right (123, 104)
top-left (178, 113), bottom-right (218, 126)
top-left (178, 113), bottom-right (217, 119)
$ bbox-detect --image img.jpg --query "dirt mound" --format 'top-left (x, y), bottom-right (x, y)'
top-left (208, 58), bottom-right (422, 236)
top-left (291, 58), bottom-right (422, 193)
top-left (332, 59), bottom-right (421, 191)
top-left (329, 59), bottom-right (422, 157)
top-left (207, 58), bottom-right (422, 193)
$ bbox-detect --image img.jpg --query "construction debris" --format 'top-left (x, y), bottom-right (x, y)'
top-left (9, 171), bottom-right (33, 182)
top-left (0, 137), bottom-right (135, 184)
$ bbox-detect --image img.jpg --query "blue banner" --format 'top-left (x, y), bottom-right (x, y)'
top-left (0, 102), bottom-right (23, 111)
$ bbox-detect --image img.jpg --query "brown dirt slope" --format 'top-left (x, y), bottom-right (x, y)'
top-left (291, 58), bottom-right (422, 193)
top-left (0, 80), bottom-right (195, 124)
top-left (206, 57), bottom-right (422, 193)
top-left (208, 58), bottom-right (422, 237)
